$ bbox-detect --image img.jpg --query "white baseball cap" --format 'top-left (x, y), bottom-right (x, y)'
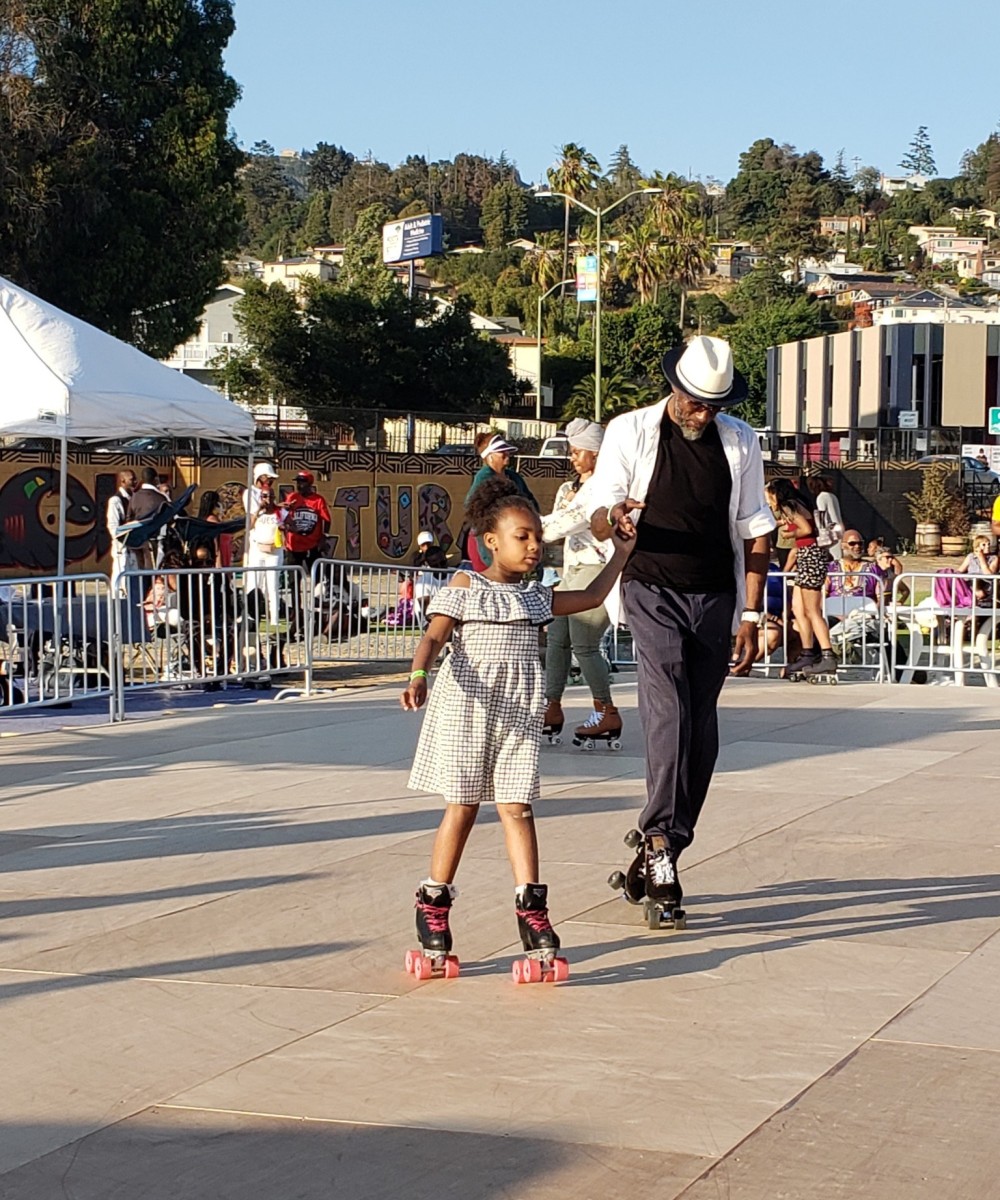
top-left (417, 531), bottom-right (434, 546)
top-left (253, 462), bottom-right (278, 481)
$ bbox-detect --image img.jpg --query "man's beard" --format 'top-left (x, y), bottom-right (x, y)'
top-left (678, 424), bottom-right (705, 441)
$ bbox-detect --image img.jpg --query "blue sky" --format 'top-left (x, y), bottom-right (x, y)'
top-left (227, 0), bottom-right (995, 184)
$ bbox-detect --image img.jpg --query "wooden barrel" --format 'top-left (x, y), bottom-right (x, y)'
top-left (915, 522), bottom-right (941, 554)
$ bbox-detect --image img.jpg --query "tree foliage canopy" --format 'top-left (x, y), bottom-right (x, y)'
top-left (0, 0), bottom-right (242, 355)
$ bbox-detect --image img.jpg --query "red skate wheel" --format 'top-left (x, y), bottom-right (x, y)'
top-left (404, 949), bottom-right (416, 974)
top-left (512, 959), bottom-right (526, 984)
top-left (443, 956), bottom-right (460, 980)
top-left (413, 955), bottom-right (432, 981)
top-left (552, 957), bottom-right (570, 983)
top-left (527, 958), bottom-right (543, 984)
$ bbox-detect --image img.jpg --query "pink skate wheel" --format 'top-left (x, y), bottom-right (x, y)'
top-left (512, 959), bottom-right (526, 984)
top-left (404, 949), bottom-right (416, 974)
top-left (552, 958), bottom-right (570, 983)
top-left (527, 958), bottom-right (543, 984)
top-left (413, 955), bottom-right (432, 981)
top-left (443, 956), bottom-right (460, 980)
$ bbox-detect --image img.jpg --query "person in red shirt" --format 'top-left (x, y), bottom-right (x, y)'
top-left (282, 471), bottom-right (331, 571)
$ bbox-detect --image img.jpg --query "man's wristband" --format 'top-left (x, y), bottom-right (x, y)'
top-left (740, 609), bottom-right (764, 627)
top-left (410, 670), bottom-right (428, 681)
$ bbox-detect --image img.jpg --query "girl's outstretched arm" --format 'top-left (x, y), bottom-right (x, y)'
top-left (551, 528), bottom-right (635, 617)
top-left (401, 613), bottom-right (457, 710)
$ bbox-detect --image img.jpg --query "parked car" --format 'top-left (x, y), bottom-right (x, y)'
top-left (431, 443), bottom-right (475, 456)
top-left (539, 435), bottom-right (569, 458)
top-left (916, 454), bottom-right (1000, 492)
top-left (95, 436), bottom-right (241, 456)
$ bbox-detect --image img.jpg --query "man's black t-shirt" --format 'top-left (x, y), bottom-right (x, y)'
top-left (622, 410), bottom-right (735, 593)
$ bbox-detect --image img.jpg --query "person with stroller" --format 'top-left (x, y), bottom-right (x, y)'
top-left (541, 418), bottom-right (622, 748)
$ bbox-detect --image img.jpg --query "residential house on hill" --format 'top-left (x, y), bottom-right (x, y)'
top-left (873, 289), bottom-right (1000, 326)
top-left (161, 285), bottom-right (245, 387)
top-left (261, 256), bottom-right (337, 292)
top-left (819, 214), bottom-right (867, 238)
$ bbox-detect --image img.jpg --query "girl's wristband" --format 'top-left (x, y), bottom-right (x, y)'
top-left (409, 670), bottom-right (428, 681)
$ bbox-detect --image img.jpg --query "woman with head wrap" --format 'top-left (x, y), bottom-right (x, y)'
top-left (540, 419), bottom-right (622, 748)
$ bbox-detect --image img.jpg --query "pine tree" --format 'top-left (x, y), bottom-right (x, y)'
top-left (900, 126), bottom-right (936, 177)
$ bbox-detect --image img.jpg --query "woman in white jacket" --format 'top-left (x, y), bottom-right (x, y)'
top-left (541, 419), bottom-right (622, 748)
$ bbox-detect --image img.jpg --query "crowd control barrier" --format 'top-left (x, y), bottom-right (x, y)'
top-left (889, 572), bottom-right (1000, 687)
top-left (309, 558), bottom-right (449, 664)
top-left (0, 574), bottom-right (116, 717)
top-left (116, 563), bottom-right (311, 714)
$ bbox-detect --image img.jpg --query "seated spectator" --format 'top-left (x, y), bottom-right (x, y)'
top-left (826, 530), bottom-right (879, 600)
top-left (869, 541), bottom-right (909, 603)
top-left (958, 534), bottom-right (999, 605)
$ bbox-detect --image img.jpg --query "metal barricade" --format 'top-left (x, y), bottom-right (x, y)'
top-left (0, 574), bottom-right (115, 717)
top-left (116, 564), bottom-right (311, 712)
top-left (755, 568), bottom-right (891, 681)
top-left (309, 558), bottom-right (448, 664)
top-left (890, 571), bottom-right (1000, 687)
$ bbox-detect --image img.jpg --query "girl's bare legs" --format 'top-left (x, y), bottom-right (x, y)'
top-left (429, 804), bottom-right (480, 883)
top-left (800, 587), bottom-right (832, 651)
top-left (791, 588), bottom-right (814, 650)
top-left (497, 803), bottom-right (540, 887)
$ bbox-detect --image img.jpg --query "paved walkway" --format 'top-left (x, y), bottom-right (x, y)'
top-left (1, 679), bottom-right (998, 1198)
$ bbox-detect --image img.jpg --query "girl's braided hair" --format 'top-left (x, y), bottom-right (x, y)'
top-left (465, 475), bottom-right (537, 535)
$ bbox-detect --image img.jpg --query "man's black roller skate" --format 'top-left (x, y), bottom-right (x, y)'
top-left (642, 834), bottom-right (686, 931)
top-left (572, 701), bottom-right (623, 751)
top-left (607, 828), bottom-right (646, 903)
top-left (512, 883), bottom-right (569, 984)
top-left (800, 649), bottom-right (839, 685)
top-left (405, 882), bottom-right (459, 980)
top-left (542, 699), bottom-right (564, 746)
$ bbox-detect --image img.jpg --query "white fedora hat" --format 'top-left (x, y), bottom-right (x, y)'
top-left (661, 335), bottom-right (747, 407)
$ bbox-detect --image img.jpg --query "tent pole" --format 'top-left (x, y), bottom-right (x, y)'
top-left (57, 435), bottom-right (68, 577)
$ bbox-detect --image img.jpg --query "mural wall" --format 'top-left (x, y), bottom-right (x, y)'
top-left (0, 450), bottom-right (568, 577)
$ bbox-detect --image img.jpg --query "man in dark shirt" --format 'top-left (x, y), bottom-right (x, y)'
top-left (589, 337), bottom-right (775, 918)
top-left (126, 467), bottom-right (169, 568)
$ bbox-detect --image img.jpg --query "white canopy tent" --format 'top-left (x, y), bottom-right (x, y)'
top-left (0, 275), bottom-right (256, 574)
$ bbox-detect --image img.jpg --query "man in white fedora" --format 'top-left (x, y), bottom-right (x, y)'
top-left (589, 336), bottom-right (775, 917)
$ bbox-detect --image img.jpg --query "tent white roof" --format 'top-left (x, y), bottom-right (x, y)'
top-left (0, 275), bottom-right (255, 443)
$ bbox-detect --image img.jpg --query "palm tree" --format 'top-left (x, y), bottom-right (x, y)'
top-left (523, 230), bottom-right (562, 293)
top-left (547, 143), bottom-right (600, 308)
top-left (563, 372), bottom-right (659, 421)
top-left (616, 218), bottom-right (670, 304)
top-left (665, 214), bottom-right (711, 328)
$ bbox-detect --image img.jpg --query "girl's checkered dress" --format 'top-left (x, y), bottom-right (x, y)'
top-left (408, 573), bottom-right (553, 806)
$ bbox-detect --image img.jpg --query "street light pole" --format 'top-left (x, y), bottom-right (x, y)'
top-left (536, 278), bottom-right (574, 421)
top-left (534, 187), bottom-right (661, 422)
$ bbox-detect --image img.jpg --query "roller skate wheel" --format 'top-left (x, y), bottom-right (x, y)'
top-left (413, 954), bottom-right (433, 981)
top-left (549, 733), bottom-right (562, 745)
top-left (581, 738), bottom-right (596, 751)
top-left (527, 958), bottom-right (543, 984)
top-left (608, 870), bottom-right (627, 891)
top-left (552, 957), bottom-right (570, 983)
top-left (404, 949), bottom-right (417, 974)
top-left (672, 909), bottom-right (687, 930)
top-left (624, 829), bottom-right (643, 849)
top-left (645, 902), bottom-right (662, 930)
top-left (608, 738), bottom-right (622, 751)
top-left (443, 956), bottom-right (460, 980)
top-left (512, 959), bottom-right (525, 985)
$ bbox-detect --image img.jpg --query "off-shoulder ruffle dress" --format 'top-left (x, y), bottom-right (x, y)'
top-left (408, 573), bottom-right (553, 805)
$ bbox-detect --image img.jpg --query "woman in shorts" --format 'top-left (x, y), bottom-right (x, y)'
top-left (765, 479), bottom-right (836, 679)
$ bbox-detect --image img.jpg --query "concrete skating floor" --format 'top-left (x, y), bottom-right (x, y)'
top-left (1, 678), bottom-right (998, 1198)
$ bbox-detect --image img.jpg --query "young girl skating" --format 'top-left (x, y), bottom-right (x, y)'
top-left (401, 476), bottom-right (634, 983)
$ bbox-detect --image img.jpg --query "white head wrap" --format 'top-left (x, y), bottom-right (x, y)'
top-left (564, 418), bottom-right (604, 453)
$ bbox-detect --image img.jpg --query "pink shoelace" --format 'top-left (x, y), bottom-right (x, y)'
top-left (517, 907), bottom-right (552, 932)
top-left (417, 901), bottom-right (450, 933)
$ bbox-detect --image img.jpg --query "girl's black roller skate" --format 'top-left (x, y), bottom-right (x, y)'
top-left (405, 882), bottom-right (460, 980)
top-left (512, 883), bottom-right (569, 984)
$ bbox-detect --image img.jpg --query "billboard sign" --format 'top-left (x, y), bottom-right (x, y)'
top-left (989, 407), bottom-right (1000, 436)
top-left (575, 254), bottom-right (599, 303)
top-left (382, 213), bottom-right (444, 264)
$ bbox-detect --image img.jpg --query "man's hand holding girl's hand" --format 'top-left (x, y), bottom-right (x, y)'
top-left (608, 499), bottom-right (645, 541)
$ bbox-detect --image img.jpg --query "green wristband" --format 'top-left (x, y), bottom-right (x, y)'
top-left (410, 670), bottom-right (428, 681)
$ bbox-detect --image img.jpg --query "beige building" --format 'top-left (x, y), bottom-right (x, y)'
top-left (768, 322), bottom-right (1000, 455)
top-left (261, 256), bottom-right (337, 292)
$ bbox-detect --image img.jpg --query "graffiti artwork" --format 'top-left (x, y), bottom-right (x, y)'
top-left (0, 453), bottom-right (564, 576)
